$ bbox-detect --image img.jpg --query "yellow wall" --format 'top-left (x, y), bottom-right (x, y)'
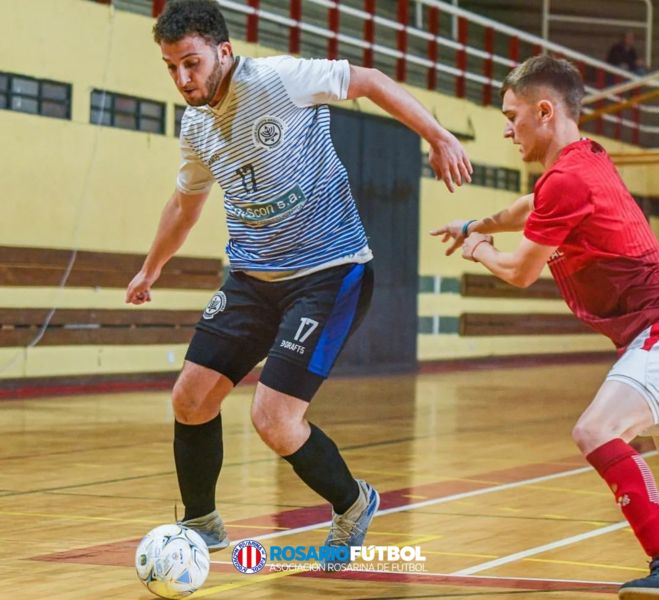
top-left (0, 0), bottom-right (652, 379)
top-left (0, 0), bottom-right (229, 257)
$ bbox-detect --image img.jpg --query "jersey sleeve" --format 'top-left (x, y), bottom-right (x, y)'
top-left (176, 134), bottom-right (215, 195)
top-left (263, 55), bottom-right (350, 108)
top-left (524, 170), bottom-right (593, 247)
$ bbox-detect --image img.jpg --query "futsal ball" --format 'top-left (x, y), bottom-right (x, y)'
top-left (135, 524), bottom-right (210, 599)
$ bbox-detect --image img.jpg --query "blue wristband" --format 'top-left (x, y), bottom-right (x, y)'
top-left (461, 220), bottom-right (477, 236)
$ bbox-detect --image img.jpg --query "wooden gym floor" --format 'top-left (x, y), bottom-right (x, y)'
top-left (1, 360), bottom-right (654, 599)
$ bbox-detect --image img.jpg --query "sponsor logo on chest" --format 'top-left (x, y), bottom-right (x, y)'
top-left (231, 184), bottom-right (307, 227)
top-left (252, 115), bottom-right (286, 150)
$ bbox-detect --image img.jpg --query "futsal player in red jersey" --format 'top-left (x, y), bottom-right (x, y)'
top-left (435, 55), bottom-right (659, 599)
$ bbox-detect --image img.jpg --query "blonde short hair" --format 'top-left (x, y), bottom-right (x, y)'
top-left (500, 55), bottom-right (584, 121)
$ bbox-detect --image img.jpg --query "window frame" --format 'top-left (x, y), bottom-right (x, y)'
top-left (174, 104), bottom-right (187, 137)
top-left (0, 71), bottom-right (72, 120)
top-left (422, 156), bottom-right (521, 193)
top-left (90, 89), bottom-right (166, 134)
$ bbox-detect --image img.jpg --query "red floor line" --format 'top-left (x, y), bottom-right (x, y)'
top-left (1, 351), bottom-right (615, 400)
top-left (30, 454), bottom-right (595, 568)
top-left (297, 569), bottom-right (619, 594)
top-left (419, 351), bottom-right (614, 374)
top-left (223, 455), bottom-right (591, 534)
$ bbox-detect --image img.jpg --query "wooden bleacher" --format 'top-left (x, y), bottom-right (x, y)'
top-left (0, 245), bottom-right (221, 347)
top-left (459, 273), bottom-right (591, 336)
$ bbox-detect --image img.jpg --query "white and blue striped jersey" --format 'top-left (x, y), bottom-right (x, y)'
top-left (177, 55), bottom-right (372, 277)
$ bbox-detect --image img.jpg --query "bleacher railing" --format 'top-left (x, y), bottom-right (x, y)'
top-left (93, 0), bottom-right (659, 146)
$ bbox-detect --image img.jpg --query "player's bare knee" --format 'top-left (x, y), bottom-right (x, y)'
top-left (250, 403), bottom-right (267, 433)
top-left (573, 415), bottom-right (621, 454)
top-left (572, 419), bottom-right (595, 453)
top-left (251, 405), bottom-right (277, 440)
top-left (172, 383), bottom-right (200, 422)
top-left (251, 406), bottom-right (289, 452)
top-left (172, 379), bottom-right (217, 423)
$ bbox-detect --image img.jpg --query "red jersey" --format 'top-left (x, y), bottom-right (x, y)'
top-left (525, 139), bottom-right (659, 349)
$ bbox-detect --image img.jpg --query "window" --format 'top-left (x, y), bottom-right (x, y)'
top-left (422, 156), bottom-right (521, 192)
top-left (0, 72), bottom-right (71, 119)
top-left (174, 105), bottom-right (186, 137)
top-left (90, 90), bottom-right (165, 134)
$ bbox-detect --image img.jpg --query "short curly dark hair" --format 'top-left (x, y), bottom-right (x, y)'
top-left (153, 0), bottom-right (230, 46)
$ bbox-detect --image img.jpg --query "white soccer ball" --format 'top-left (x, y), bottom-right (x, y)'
top-left (135, 524), bottom-right (211, 599)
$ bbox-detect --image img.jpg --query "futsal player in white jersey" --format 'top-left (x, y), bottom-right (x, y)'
top-left (126, 0), bottom-right (472, 568)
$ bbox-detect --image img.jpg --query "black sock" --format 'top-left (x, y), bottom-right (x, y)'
top-left (174, 412), bottom-right (223, 521)
top-left (283, 423), bottom-right (360, 514)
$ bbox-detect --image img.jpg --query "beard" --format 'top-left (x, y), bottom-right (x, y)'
top-left (186, 54), bottom-right (224, 107)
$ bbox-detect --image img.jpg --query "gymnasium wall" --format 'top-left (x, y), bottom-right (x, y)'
top-left (0, 0), bottom-right (652, 383)
top-left (0, 0), bottom-right (227, 380)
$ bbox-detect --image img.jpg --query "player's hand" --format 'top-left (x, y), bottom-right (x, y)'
top-left (430, 219), bottom-right (471, 256)
top-left (126, 269), bottom-right (160, 305)
top-left (462, 233), bottom-right (493, 262)
top-left (429, 131), bottom-right (472, 193)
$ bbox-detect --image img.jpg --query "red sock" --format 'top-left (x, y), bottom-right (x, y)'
top-left (587, 438), bottom-right (659, 558)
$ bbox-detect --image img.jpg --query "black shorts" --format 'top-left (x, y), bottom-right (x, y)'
top-left (185, 262), bottom-right (374, 401)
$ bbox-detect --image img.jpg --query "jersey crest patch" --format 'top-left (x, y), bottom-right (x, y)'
top-left (203, 291), bottom-right (227, 320)
top-left (252, 116), bottom-right (286, 150)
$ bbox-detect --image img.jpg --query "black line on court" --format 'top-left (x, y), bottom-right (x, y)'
top-left (323, 413), bottom-right (579, 433)
top-left (46, 490), bottom-right (309, 509)
top-left (0, 470), bottom-right (176, 498)
top-left (0, 442), bottom-right (160, 462)
top-left (339, 434), bottom-right (439, 452)
top-left (0, 434), bottom-right (430, 498)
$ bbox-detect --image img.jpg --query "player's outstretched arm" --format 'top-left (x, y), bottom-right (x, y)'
top-left (347, 65), bottom-right (472, 193)
top-left (461, 234), bottom-right (556, 288)
top-left (431, 194), bottom-right (534, 256)
top-left (125, 189), bottom-right (209, 305)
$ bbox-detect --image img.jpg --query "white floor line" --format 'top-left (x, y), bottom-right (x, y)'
top-left (449, 449), bottom-right (658, 576)
top-left (451, 521), bottom-right (629, 576)
top-left (228, 451), bottom-right (655, 545)
top-left (375, 465), bottom-right (593, 517)
top-left (226, 466), bottom-right (578, 547)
